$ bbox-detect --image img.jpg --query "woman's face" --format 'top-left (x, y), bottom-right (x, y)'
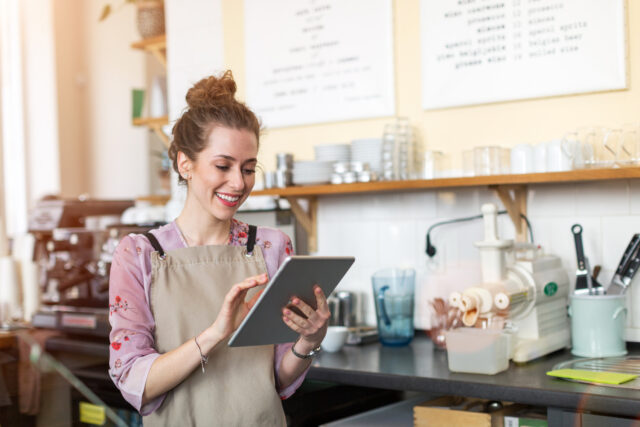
top-left (182, 126), bottom-right (258, 222)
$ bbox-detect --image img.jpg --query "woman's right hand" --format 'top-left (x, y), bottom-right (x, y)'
top-left (208, 273), bottom-right (269, 341)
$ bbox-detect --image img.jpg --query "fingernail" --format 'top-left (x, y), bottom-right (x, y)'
top-left (315, 287), bottom-right (321, 293)
top-left (292, 298), bottom-right (300, 305)
top-left (284, 309), bottom-right (291, 315)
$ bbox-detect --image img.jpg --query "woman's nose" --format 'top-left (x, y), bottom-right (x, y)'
top-left (229, 168), bottom-right (245, 190)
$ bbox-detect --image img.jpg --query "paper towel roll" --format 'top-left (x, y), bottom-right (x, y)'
top-left (12, 234), bottom-right (39, 322)
top-left (0, 256), bottom-right (21, 323)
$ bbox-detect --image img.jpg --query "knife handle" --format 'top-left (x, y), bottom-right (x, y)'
top-left (572, 224), bottom-right (586, 270)
top-left (622, 242), bottom-right (640, 283)
top-left (615, 234), bottom-right (640, 276)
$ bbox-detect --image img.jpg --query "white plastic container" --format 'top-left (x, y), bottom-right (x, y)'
top-left (445, 328), bottom-right (510, 375)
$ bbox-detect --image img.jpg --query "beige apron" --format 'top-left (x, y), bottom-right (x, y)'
top-left (142, 226), bottom-right (286, 427)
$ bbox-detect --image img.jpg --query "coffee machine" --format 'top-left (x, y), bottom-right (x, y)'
top-left (446, 203), bottom-right (570, 370)
top-left (28, 198), bottom-right (160, 337)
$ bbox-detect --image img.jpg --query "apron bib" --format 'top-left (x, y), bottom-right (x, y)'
top-left (142, 226), bottom-right (286, 427)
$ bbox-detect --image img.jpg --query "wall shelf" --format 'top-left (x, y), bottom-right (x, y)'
top-left (131, 35), bottom-right (166, 68)
top-left (251, 167), bottom-right (640, 252)
top-left (132, 115), bottom-right (170, 148)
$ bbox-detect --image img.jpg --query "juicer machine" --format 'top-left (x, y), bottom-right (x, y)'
top-left (448, 203), bottom-right (570, 366)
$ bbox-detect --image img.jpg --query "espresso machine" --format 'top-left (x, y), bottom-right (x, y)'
top-left (446, 203), bottom-right (570, 372)
top-left (28, 198), bottom-right (159, 337)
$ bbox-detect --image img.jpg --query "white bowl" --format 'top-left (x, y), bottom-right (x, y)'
top-left (321, 326), bottom-right (349, 352)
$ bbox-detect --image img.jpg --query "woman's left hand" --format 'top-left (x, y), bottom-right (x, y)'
top-left (282, 285), bottom-right (330, 349)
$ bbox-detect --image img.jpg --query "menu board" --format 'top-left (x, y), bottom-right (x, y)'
top-left (244, 0), bottom-right (394, 128)
top-left (420, 0), bottom-right (627, 109)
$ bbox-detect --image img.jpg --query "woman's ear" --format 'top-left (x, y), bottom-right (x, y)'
top-left (177, 151), bottom-right (193, 180)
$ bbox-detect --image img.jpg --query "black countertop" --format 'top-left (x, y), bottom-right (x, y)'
top-left (308, 335), bottom-right (640, 418)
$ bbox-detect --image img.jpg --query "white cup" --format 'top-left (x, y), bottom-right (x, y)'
top-left (321, 326), bottom-right (349, 352)
top-left (533, 143), bottom-right (547, 173)
top-left (510, 144), bottom-right (533, 174)
top-left (546, 140), bottom-right (572, 172)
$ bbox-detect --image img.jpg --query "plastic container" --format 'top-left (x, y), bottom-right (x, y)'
top-left (445, 328), bottom-right (510, 375)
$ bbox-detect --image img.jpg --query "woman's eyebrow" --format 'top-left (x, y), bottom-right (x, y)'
top-left (212, 154), bottom-right (257, 163)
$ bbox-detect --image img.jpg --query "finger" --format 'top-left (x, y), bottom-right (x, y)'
top-left (247, 289), bottom-right (264, 308)
top-left (289, 296), bottom-right (316, 319)
top-left (282, 308), bottom-right (311, 330)
top-left (282, 315), bottom-right (304, 334)
top-left (313, 285), bottom-right (330, 315)
top-left (248, 272), bottom-right (269, 285)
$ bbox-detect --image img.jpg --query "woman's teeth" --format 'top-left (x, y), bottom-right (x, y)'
top-left (216, 193), bottom-right (240, 202)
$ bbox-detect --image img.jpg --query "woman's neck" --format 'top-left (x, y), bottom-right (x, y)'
top-left (175, 198), bottom-right (231, 247)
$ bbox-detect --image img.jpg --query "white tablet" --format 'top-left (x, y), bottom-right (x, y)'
top-left (228, 255), bottom-right (355, 347)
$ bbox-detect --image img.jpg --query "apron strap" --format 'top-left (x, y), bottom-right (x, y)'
top-left (247, 225), bottom-right (257, 255)
top-left (144, 232), bottom-right (166, 258)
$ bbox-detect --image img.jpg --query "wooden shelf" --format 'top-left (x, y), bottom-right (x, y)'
top-left (252, 167), bottom-right (640, 197)
top-left (131, 35), bottom-right (166, 67)
top-left (133, 116), bottom-right (170, 148)
top-left (253, 167), bottom-right (640, 253)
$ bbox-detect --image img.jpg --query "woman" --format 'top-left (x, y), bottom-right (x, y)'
top-left (108, 70), bottom-right (329, 426)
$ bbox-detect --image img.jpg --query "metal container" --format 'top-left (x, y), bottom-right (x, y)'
top-left (276, 153), bottom-right (293, 170)
top-left (275, 170), bottom-right (291, 188)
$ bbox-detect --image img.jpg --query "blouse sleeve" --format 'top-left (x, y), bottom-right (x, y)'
top-left (108, 235), bottom-right (165, 415)
top-left (271, 233), bottom-right (309, 399)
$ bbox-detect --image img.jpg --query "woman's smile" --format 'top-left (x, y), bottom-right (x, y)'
top-left (215, 191), bottom-right (242, 207)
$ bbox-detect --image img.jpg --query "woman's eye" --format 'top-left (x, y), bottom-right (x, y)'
top-left (216, 165), bottom-right (230, 171)
top-left (243, 168), bottom-right (256, 175)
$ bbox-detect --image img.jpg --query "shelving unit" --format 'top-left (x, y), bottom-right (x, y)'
top-left (252, 167), bottom-right (640, 252)
top-left (131, 35), bottom-right (170, 148)
top-left (130, 35), bottom-right (166, 67)
top-left (132, 116), bottom-right (169, 148)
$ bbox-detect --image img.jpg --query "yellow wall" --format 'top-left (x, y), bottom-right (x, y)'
top-left (222, 0), bottom-right (639, 173)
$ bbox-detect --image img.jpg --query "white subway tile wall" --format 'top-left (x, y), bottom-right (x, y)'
top-left (318, 180), bottom-right (639, 329)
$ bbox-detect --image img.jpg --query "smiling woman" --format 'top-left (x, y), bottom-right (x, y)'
top-left (108, 70), bottom-right (329, 427)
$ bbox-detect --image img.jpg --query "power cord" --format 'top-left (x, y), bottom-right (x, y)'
top-left (425, 210), bottom-right (534, 258)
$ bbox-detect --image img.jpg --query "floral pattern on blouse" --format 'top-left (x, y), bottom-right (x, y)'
top-left (107, 220), bottom-right (302, 415)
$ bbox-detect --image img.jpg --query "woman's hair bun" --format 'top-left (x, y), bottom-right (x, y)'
top-left (185, 70), bottom-right (237, 110)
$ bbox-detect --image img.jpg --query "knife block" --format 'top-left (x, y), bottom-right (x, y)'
top-left (625, 277), bottom-right (640, 342)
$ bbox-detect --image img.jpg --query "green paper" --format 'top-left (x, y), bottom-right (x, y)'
top-left (547, 369), bottom-right (637, 385)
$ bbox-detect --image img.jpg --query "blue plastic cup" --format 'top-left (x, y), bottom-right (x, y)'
top-left (372, 268), bottom-right (415, 346)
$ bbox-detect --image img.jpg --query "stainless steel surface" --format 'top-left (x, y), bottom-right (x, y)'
top-left (607, 234), bottom-right (640, 295)
top-left (553, 356), bottom-right (640, 389)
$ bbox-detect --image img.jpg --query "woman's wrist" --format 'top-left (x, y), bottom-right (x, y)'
top-left (197, 327), bottom-right (224, 355)
top-left (294, 336), bottom-right (321, 354)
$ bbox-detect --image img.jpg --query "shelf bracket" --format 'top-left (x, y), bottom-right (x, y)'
top-left (149, 124), bottom-right (170, 149)
top-left (490, 185), bottom-right (528, 243)
top-left (285, 196), bottom-right (318, 253)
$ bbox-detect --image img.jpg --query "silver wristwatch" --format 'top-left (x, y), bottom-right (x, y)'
top-left (291, 337), bottom-right (322, 359)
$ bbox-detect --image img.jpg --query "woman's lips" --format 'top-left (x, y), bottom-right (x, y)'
top-left (215, 192), bottom-right (241, 207)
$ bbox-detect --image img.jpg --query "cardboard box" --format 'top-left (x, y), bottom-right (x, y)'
top-left (414, 397), bottom-right (547, 427)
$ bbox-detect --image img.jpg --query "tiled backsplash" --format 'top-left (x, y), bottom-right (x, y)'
top-left (315, 179), bottom-right (640, 328)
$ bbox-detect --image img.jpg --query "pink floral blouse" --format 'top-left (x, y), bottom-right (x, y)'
top-left (108, 219), bottom-right (304, 415)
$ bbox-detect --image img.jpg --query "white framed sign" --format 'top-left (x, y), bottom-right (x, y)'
top-left (244, 0), bottom-right (395, 128)
top-left (420, 0), bottom-right (627, 109)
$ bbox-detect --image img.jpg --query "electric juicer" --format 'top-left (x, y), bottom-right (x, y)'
top-left (446, 203), bottom-right (570, 373)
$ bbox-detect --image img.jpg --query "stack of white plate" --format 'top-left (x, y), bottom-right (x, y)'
top-left (292, 161), bottom-right (334, 185)
top-left (314, 144), bottom-right (351, 163)
top-left (351, 138), bottom-right (383, 173)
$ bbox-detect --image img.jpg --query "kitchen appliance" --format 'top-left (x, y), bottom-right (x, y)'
top-left (27, 198), bottom-right (163, 337)
top-left (446, 203), bottom-right (570, 372)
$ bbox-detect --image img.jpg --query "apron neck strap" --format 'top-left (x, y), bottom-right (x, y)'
top-left (247, 225), bottom-right (257, 255)
top-left (145, 224), bottom-right (257, 256)
top-left (144, 232), bottom-right (165, 258)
